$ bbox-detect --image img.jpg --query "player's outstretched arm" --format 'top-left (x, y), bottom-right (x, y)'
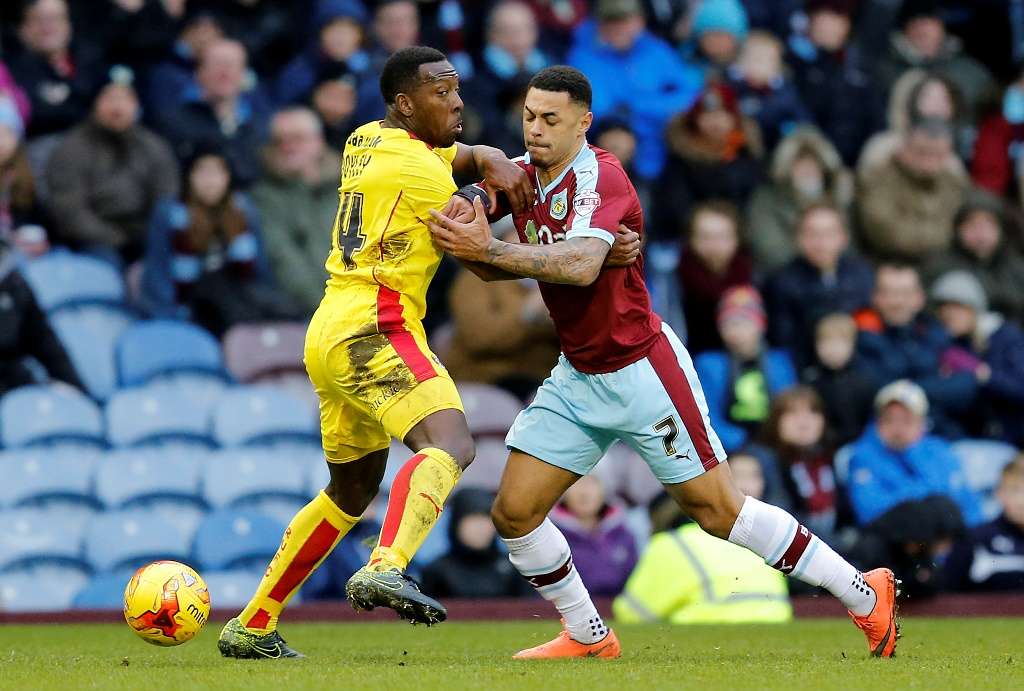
top-left (452, 143), bottom-right (535, 214)
top-left (429, 197), bottom-right (610, 286)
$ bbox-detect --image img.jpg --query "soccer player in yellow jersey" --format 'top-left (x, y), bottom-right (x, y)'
top-left (218, 46), bottom-right (534, 659)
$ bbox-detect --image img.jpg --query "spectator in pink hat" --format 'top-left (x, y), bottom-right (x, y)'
top-left (693, 285), bottom-right (798, 452)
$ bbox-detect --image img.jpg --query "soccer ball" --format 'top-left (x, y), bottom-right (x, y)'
top-left (123, 561), bottom-right (211, 646)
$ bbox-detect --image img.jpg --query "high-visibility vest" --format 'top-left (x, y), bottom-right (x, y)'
top-left (613, 523), bottom-right (793, 624)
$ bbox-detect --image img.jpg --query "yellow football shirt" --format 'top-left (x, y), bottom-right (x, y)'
top-left (324, 120), bottom-right (458, 322)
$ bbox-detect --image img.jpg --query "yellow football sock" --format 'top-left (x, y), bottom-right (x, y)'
top-left (368, 447), bottom-right (462, 571)
top-left (238, 490), bottom-right (358, 633)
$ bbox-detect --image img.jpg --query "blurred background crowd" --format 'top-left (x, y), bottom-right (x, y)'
top-left (1, 0), bottom-right (1024, 618)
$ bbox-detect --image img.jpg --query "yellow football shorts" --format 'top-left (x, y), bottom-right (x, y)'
top-left (304, 285), bottom-right (463, 463)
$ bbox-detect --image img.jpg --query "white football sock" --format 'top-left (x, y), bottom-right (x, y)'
top-left (728, 496), bottom-right (876, 616)
top-left (502, 518), bottom-right (608, 644)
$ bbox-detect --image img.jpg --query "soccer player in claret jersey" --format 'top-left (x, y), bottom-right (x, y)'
top-left (429, 66), bottom-right (900, 660)
top-left (216, 46), bottom-right (541, 659)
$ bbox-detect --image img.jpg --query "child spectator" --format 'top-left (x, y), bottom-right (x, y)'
top-left (694, 286), bottom-right (797, 452)
top-left (802, 313), bottom-right (876, 446)
top-left (760, 386), bottom-right (840, 542)
top-left (931, 271), bottom-right (1024, 446)
top-left (847, 380), bottom-right (982, 595)
top-left (551, 475), bottom-right (638, 597)
top-left (613, 454), bottom-right (791, 624)
top-left (140, 147), bottom-right (297, 335)
top-left (727, 30), bottom-right (809, 151)
top-left (764, 203), bottom-right (873, 367)
top-left (421, 489), bottom-right (530, 599)
top-left (677, 201), bottom-right (752, 355)
top-left (746, 126), bottom-right (853, 272)
top-left (944, 456), bottom-right (1024, 592)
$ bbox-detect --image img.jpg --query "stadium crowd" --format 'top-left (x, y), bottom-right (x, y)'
top-left (2, 0), bottom-right (1024, 617)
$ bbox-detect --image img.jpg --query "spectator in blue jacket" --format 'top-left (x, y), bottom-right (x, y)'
top-left (847, 380), bottom-right (982, 595)
top-left (847, 380), bottom-right (982, 528)
top-left (271, 0), bottom-right (370, 107)
top-left (765, 203), bottom-right (873, 368)
top-left (856, 263), bottom-right (978, 437)
top-left (694, 285), bottom-right (797, 452)
top-left (466, 1), bottom-right (551, 155)
top-left (944, 455), bottom-right (1024, 592)
top-left (155, 38), bottom-right (272, 188)
top-left (141, 11), bottom-right (224, 122)
top-left (567, 0), bottom-right (702, 181)
top-left (931, 271), bottom-right (1024, 446)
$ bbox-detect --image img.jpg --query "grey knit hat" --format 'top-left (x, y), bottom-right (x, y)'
top-left (931, 270), bottom-right (988, 313)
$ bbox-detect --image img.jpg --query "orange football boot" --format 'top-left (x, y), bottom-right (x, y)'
top-left (513, 627), bottom-right (621, 660)
top-left (849, 567), bottom-right (901, 658)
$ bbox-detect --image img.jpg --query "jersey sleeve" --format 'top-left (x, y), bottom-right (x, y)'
top-left (565, 164), bottom-right (635, 246)
top-left (401, 154), bottom-right (458, 223)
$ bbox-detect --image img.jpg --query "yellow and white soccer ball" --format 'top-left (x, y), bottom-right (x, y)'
top-left (123, 560), bottom-right (211, 646)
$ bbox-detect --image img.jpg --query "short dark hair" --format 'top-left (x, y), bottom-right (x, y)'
top-left (379, 46), bottom-right (448, 105)
top-left (527, 65), bottom-right (592, 109)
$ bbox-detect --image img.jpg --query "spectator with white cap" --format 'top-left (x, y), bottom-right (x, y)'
top-left (931, 270), bottom-right (1024, 446)
top-left (846, 379), bottom-right (982, 594)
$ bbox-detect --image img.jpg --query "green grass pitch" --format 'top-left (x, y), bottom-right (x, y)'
top-left (1, 618), bottom-right (1022, 690)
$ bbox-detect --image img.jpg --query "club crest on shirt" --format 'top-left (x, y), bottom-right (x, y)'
top-left (573, 190), bottom-right (601, 217)
top-left (550, 189), bottom-right (568, 220)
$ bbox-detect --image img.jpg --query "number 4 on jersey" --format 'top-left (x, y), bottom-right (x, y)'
top-left (336, 191), bottom-right (366, 270)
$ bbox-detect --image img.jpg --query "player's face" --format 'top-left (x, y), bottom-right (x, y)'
top-left (523, 88), bottom-right (592, 169)
top-left (406, 60), bottom-right (463, 148)
top-left (997, 473), bottom-right (1024, 528)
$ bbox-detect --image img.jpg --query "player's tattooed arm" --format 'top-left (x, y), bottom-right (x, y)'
top-left (452, 143), bottom-right (534, 214)
top-left (429, 196), bottom-right (610, 286)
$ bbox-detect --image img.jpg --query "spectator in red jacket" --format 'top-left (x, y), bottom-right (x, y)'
top-left (972, 69), bottom-right (1024, 202)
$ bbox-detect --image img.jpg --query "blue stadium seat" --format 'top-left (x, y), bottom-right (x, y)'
top-left (116, 320), bottom-right (227, 388)
top-left (94, 448), bottom-right (205, 508)
top-left (83, 510), bottom-right (192, 573)
top-left (212, 386), bottom-right (318, 447)
top-left (73, 569), bottom-right (135, 609)
top-left (202, 448), bottom-right (309, 508)
top-left (0, 448), bottom-right (100, 511)
top-left (193, 510), bottom-right (285, 571)
top-left (0, 384), bottom-right (105, 448)
top-left (203, 569), bottom-right (268, 609)
top-left (952, 439), bottom-right (1019, 521)
top-left (0, 566), bottom-right (90, 612)
top-left (105, 386), bottom-right (215, 448)
top-left (50, 305), bottom-right (133, 401)
top-left (23, 251), bottom-right (125, 312)
top-left (0, 508), bottom-right (89, 572)
top-left (234, 496), bottom-right (308, 527)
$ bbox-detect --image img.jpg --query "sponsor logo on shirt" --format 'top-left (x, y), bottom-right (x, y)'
top-left (572, 190), bottom-right (601, 217)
